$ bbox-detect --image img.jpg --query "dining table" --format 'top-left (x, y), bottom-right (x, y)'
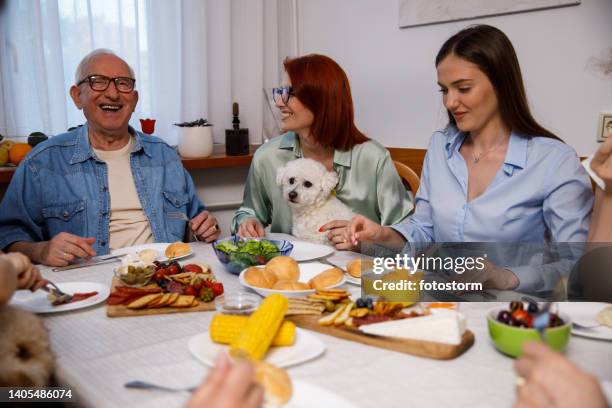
top-left (31, 236), bottom-right (612, 408)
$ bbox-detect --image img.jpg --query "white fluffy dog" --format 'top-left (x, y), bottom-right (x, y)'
top-left (277, 158), bottom-right (354, 245)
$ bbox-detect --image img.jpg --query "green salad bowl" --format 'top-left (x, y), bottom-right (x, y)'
top-left (212, 236), bottom-right (293, 275)
top-left (487, 306), bottom-right (571, 358)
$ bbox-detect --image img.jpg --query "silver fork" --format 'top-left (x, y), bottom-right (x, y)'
top-left (166, 212), bottom-right (199, 242)
top-left (532, 301), bottom-right (553, 342)
top-left (39, 279), bottom-right (73, 305)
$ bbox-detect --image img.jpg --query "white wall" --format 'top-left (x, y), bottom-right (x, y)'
top-left (297, 0), bottom-right (612, 155)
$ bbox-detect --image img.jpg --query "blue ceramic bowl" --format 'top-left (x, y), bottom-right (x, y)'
top-left (212, 236), bottom-right (294, 275)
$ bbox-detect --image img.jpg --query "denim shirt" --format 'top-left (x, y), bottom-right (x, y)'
top-left (0, 125), bottom-right (204, 255)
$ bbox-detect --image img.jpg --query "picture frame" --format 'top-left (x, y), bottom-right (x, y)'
top-left (599, 113), bottom-right (612, 142)
top-left (399, 0), bottom-right (581, 28)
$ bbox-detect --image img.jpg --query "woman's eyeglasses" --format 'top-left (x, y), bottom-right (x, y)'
top-left (272, 87), bottom-right (294, 105)
top-left (77, 75), bottom-right (136, 93)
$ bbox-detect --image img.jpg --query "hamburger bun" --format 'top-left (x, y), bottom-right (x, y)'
top-left (272, 280), bottom-right (311, 291)
top-left (255, 362), bottom-right (292, 407)
top-left (165, 241), bottom-right (191, 258)
top-left (596, 306), bottom-right (612, 328)
top-left (244, 267), bottom-right (278, 289)
top-left (346, 258), bottom-right (373, 278)
top-left (265, 256), bottom-right (299, 282)
top-left (307, 267), bottom-right (343, 290)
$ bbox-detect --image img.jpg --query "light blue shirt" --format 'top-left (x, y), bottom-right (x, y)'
top-left (392, 125), bottom-right (593, 292)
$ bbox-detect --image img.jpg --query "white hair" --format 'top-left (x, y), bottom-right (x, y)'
top-left (74, 48), bottom-right (135, 84)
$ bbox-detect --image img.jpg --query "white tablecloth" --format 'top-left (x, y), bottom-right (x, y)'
top-left (34, 240), bottom-right (612, 408)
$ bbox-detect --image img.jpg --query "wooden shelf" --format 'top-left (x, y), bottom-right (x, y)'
top-left (0, 145), bottom-right (260, 185)
top-left (0, 167), bottom-right (15, 184)
top-left (181, 144), bottom-right (258, 169)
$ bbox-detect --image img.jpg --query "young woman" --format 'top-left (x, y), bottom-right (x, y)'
top-left (346, 25), bottom-right (593, 291)
top-left (232, 54), bottom-right (413, 249)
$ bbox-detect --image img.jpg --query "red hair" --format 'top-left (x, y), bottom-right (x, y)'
top-left (283, 54), bottom-right (368, 150)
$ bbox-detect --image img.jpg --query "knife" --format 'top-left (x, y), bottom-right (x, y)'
top-left (52, 254), bottom-right (122, 272)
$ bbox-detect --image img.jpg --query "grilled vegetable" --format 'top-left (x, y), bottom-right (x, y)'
top-left (229, 294), bottom-right (288, 360)
top-left (209, 314), bottom-right (295, 346)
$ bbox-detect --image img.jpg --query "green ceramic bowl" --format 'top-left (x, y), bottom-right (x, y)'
top-left (487, 307), bottom-right (571, 358)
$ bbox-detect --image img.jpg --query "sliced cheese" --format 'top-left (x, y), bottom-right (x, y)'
top-left (359, 311), bottom-right (466, 345)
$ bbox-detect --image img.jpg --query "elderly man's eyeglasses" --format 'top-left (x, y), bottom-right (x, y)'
top-left (272, 87), bottom-right (294, 105)
top-left (77, 75), bottom-right (136, 93)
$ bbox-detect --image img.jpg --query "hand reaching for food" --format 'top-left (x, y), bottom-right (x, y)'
top-left (0, 252), bottom-right (45, 306)
top-left (514, 342), bottom-right (609, 408)
top-left (186, 353), bottom-right (263, 408)
top-left (238, 218), bottom-right (265, 238)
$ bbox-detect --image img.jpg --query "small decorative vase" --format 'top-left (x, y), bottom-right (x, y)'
top-left (178, 126), bottom-right (214, 158)
top-left (139, 119), bottom-right (156, 135)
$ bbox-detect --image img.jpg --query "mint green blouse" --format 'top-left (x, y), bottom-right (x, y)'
top-left (231, 132), bottom-right (414, 234)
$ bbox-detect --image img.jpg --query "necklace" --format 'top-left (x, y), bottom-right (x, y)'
top-left (472, 139), bottom-right (506, 163)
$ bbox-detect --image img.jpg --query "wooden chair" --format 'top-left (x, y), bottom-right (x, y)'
top-left (393, 160), bottom-right (420, 195)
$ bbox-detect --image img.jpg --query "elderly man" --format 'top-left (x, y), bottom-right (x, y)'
top-left (0, 49), bottom-right (220, 266)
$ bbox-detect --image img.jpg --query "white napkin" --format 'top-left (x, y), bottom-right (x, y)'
top-left (582, 155), bottom-right (606, 191)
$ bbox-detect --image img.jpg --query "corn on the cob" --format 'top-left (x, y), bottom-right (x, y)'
top-left (229, 294), bottom-right (288, 360)
top-left (209, 314), bottom-right (295, 346)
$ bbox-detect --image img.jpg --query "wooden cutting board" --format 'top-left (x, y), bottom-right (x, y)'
top-left (287, 314), bottom-right (474, 360)
top-left (106, 278), bottom-right (215, 318)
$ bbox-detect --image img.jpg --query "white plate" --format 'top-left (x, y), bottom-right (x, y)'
top-left (111, 243), bottom-right (193, 262)
top-left (9, 282), bottom-right (110, 314)
top-left (288, 380), bottom-right (356, 408)
top-left (266, 233), bottom-right (333, 262)
top-left (188, 328), bottom-right (325, 368)
top-left (345, 274), bottom-right (361, 286)
top-left (558, 302), bottom-right (612, 341)
top-left (286, 241), bottom-right (333, 262)
top-left (239, 262), bottom-right (346, 298)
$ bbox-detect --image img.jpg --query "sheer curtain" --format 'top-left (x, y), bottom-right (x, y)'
top-left (0, 0), bottom-right (296, 144)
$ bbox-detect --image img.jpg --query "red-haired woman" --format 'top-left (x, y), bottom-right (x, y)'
top-left (231, 54), bottom-right (413, 249)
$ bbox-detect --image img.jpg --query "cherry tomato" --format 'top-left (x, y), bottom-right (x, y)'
top-left (183, 264), bottom-right (203, 274)
top-left (184, 286), bottom-right (197, 296)
top-left (512, 309), bottom-right (533, 328)
top-left (153, 270), bottom-right (166, 281)
top-left (212, 282), bottom-right (224, 297)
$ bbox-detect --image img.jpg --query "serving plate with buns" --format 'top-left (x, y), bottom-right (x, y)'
top-left (239, 256), bottom-right (346, 298)
top-left (111, 242), bottom-right (193, 262)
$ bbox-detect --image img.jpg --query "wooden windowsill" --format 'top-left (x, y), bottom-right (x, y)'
top-left (0, 144), bottom-right (260, 185)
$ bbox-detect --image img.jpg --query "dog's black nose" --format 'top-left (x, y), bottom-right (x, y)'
top-left (288, 191), bottom-right (298, 200)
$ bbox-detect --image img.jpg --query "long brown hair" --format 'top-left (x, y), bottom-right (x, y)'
top-left (436, 25), bottom-right (561, 141)
top-left (283, 54), bottom-right (368, 150)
